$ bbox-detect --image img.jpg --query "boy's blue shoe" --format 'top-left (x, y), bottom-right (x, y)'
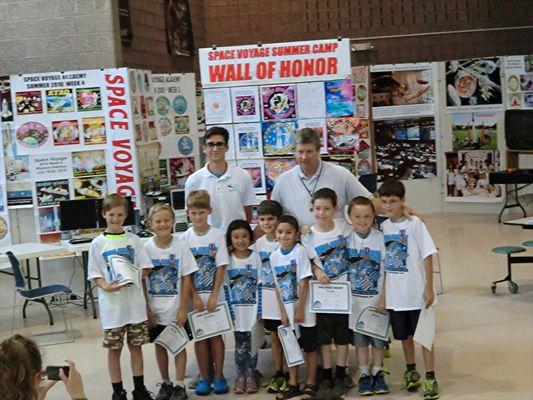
top-left (195, 379), bottom-right (212, 396)
top-left (213, 377), bottom-right (229, 394)
top-left (373, 370), bottom-right (390, 394)
top-left (358, 374), bottom-right (373, 396)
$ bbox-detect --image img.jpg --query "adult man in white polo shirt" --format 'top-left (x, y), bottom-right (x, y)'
top-left (185, 126), bottom-right (257, 232)
top-left (271, 128), bottom-right (373, 227)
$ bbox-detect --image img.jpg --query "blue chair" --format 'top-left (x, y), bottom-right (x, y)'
top-left (7, 251), bottom-right (73, 339)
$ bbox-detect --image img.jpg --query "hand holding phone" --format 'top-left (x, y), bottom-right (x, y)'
top-left (46, 365), bottom-right (70, 381)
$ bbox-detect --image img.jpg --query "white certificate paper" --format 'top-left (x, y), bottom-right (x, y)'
top-left (309, 280), bottom-right (351, 314)
top-left (188, 302), bottom-right (234, 341)
top-left (354, 307), bottom-right (390, 341)
top-left (296, 82), bottom-right (326, 119)
top-left (413, 306), bottom-right (435, 351)
top-left (154, 323), bottom-right (190, 355)
top-left (278, 325), bottom-right (305, 367)
top-left (204, 88), bottom-right (232, 125)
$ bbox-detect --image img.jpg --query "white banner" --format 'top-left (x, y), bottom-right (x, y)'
top-left (199, 39), bottom-right (352, 87)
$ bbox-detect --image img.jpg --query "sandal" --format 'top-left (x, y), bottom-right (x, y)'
top-left (300, 383), bottom-right (318, 399)
top-left (275, 384), bottom-right (302, 400)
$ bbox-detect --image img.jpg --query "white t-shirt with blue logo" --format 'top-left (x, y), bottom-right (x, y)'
top-left (347, 228), bottom-right (385, 329)
top-left (253, 235), bottom-right (281, 320)
top-left (144, 236), bottom-right (198, 325)
top-left (381, 216), bottom-right (437, 311)
top-left (180, 226), bottom-right (230, 303)
top-left (225, 251), bottom-right (262, 332)
top-left (269, 243), bottom-right (315, 328)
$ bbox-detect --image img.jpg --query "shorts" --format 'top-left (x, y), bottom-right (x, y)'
top-left (103, 321), bottom-right (150, 349)
top-left (149, 322), bottom-right (193, 343)
top-left (316, 313), bottom-right (351, 345)
top-left (298, 326), bottom-right (317, 353)
top-left (353, 332), bottom-right (387, 349)
top-left (388, 309), bottom-right (421, 340)
top-left (264, 319), bottom-right (282, 333)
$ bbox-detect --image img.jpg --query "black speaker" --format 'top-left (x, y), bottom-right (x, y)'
top-left (505, 110), bottom-right (533, 150)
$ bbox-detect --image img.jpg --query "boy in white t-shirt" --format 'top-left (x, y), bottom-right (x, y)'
top-left (347, 196), bottom-right (388, 396)
top-left (180, 190), bottom-right (230, 396)
top-left (377, 179), bottom-right (439, 400)
top-left (270, 215), bottom-right (319, 400)
top-left (87, 194), bottom-right (153, 400)
top-left (301, 188), bottom-right (353, 398)
top-left (252, 200), bottom-right (289, 393)
top-left (144, 203), bottom-right (198, 400)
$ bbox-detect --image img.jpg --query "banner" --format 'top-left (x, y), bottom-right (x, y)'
top-left (9, 68), bottom-right (141, 242)
top-left (199, 39), bottom-right (351, 87)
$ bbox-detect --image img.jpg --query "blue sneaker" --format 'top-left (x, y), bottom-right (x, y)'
top-left (358, 374), bottom-right (373, 396)
top-left (213, 377), bottom-right (229, 394)
top-left (195, 379), bottom-right (212, 396)
top-left (373, 370), bottom-right (390, 394)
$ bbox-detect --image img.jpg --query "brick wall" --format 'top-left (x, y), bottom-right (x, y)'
top-left (0, 0), bottom-right (119, 75)
top-left (203, 0), bottom-right (533, 65)
top-left (120, 0), bottom-right (206, 73)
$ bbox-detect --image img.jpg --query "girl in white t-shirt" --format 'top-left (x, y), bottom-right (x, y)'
top-left (144, 203), bottom-right (198, 400)
top-left (225, 219), bottom-right (262, 395)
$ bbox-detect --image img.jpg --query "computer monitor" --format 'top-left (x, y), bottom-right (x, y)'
top-left (96, 196), bottom-right (136, 227)
top-left (59, 199), bottom-right (98, 231)
top-left (170, 189), bottom-right (185, 211)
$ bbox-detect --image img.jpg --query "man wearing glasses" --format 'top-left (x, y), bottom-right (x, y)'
top-left (185, 126), bottom-right (257, 232)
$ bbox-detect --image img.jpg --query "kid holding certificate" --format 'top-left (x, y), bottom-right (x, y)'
top-left (269, 215), bottom-right (318, 400)
top-left (347, 196), bottom-right (389, 396)
top-left (224, 220), bottom-right (262, 394)
top-left (301, 188), bottom-right (354, 399)
top-left (180, 190), bottom-right (230, 396)
top-left (144, 203), bottom-right (198, 400)
top-left (252, 200), bottom-right (289, 394)
top-left (87, 194), bottom-right (153, 400)
top-left (378, 179), bottom-right (439, 400)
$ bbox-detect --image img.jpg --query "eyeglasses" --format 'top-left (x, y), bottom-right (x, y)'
top-left (205, 141), bottom-right (226, 149)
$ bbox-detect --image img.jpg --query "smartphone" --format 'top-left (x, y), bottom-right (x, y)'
top-left (46, 366), bottom-right (70, 381)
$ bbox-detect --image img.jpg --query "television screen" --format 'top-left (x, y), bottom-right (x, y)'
top-left (505, 110), bottom-right (533, 150)
top-left (171, 190), bottom-right (185, 211)
top-left (59, 199), bottom-right (98, 231)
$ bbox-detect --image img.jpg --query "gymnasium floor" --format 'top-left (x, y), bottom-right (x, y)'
top-left (1, 213), bottom-right (532, 400)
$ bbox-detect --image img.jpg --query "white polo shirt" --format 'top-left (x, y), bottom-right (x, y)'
top-left (185, 164), bottom-right (257, 232)
top-left (271, 160), bottom-right (372, 227)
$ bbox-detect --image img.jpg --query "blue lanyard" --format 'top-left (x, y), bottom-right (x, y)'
top-left (298, 162), bottom-right (324, 198)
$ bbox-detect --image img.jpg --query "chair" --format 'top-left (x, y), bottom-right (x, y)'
top-left (7, 251), bottom-right (75, 344)
top-left (490, 246), bottom-right (527, 294)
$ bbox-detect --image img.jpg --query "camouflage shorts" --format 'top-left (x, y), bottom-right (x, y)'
top-left (102, 321), bottom-right (150, 349)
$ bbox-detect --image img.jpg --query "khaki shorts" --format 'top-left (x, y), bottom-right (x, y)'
top-left (103, 321), bottom-right (150, 349)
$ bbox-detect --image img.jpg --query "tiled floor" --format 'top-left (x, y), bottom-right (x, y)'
top-left (1, 213), bottom-right (532, 400)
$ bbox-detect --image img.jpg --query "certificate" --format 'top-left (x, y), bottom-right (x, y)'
top-left (154, 323), bottom-right (190, 355)
top-left (188, 302), bottom-right (234, 341)
top-left (277, 326), bottom-right (305, 367)
top-left (309, 280), bottom-right (351, 314)
top-left (413, 306), bottom-right (435, 351)
top-left (354, 307), bottom-right (390, 341)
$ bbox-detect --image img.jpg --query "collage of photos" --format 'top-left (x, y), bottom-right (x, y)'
top-left (374, 117), bottom-right (437, 182)
top-left (203, 74), bottom-right (372, 194)
top-left (504, 55), bottom-right (533, 109)
top-left (445, 150), bottom-right (502, 202)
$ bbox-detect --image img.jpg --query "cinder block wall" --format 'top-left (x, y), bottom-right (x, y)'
top-left (0, 0), bottom-right (120, 75)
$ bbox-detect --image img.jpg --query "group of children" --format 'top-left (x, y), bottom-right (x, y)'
top-left (88, 178), bottom-right (440, 400)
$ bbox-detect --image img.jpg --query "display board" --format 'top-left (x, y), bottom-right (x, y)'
top-left (504, 55), bottom-right (533, 110)
top-left (200, 38), bottom-right (371, 195)
top-left (370, 63), bottom-right (437, 182)
top-left (148, 73), bottom-right (200, 193)
top-left (443, 57), bottom-right (504, 203)
top-left (0, 78), bottom-right (13, 245)
top-left (9, 69), bottom-right (141, 242)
